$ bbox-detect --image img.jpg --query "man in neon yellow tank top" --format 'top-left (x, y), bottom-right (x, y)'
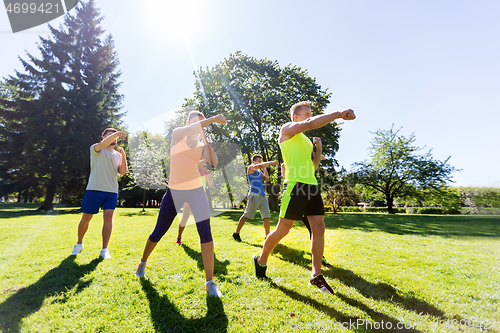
top-left (254, 101), bottom-right (356, 294)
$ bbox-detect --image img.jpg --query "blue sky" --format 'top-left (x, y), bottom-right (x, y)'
top-left (1, 0), bottom-right (499, 187)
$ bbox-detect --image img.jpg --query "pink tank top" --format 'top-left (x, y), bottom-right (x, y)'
top-left (168, 136), bottom-right (203, 190)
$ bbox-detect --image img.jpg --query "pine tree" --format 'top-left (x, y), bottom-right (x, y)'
top-left (0, 0), bottom-right (124, 210)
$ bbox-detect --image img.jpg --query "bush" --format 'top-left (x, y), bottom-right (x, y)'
top-left (365, 207), bottom-right (388, 213)
top-left (405, 207), bottom-right (418, 214)
top-left (339, 206), bottom-right (362, 212)
top-left (460, 207), bottom-right (500, 215)
top-left (443, 207), bottom-right (461, 215)
top-left (417, 207), bottom-right (444, 214)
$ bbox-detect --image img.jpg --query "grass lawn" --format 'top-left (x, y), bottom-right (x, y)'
top-left (0, 203), bottom-right (499, 332)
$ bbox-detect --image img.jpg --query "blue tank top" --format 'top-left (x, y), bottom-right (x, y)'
top-left (248, 170), bottom-right (265, 195)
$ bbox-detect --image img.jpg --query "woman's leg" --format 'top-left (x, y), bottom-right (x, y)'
top-left (143, 189), bottom-right (178, 261)
top-left (177, 203), bottom-right (191, 238)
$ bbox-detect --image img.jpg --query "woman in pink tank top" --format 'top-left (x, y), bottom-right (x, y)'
top-left (135, 111), bottom-right (227, 297)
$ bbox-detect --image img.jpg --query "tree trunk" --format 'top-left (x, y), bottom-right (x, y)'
top-left (206, 187), bottom-right (214, 212)
top-left (221, 168), bottom-right (234, 207)
top-left (266, 182), bottom-right (280, 212)
top-left (142, 189), bottom-right (146, 212)
top-left (38, 175), bottom-right (58, 211)
top-left (386, 195), bottom-right (395, 214)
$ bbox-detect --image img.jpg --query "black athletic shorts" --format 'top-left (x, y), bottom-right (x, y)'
top-left (279, 182), bottom-right (324, 220)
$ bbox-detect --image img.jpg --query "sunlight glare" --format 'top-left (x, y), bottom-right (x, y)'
top-left (143, 0), bottom-right (205, 44)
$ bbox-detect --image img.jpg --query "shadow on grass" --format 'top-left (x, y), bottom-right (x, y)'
top-left (181, 244), bottom-right (230, 280)
top-left (217, 210), bottom-right (500, 238)
top-left (324, 267), bottom-right (445, 318)
top-left (118, 210), bottom-right (158, 217)
top-left (0, 256), bottom-right (102, 332)
top-left (140, 278), bottom-right (228, 333)
top-left (0, 206), bottom-right (82, 219)
top-left (268, 281), bottom-right (420, 333)
top-left (272, 243), bottom-right (446, 321)
top-left (327, 213), bottom-right (500, 238)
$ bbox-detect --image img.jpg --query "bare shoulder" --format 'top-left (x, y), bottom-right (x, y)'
top-left (279, 122), bottom-right (295, 144)
top-left (280, 122), bottom-right (293, 131)
top-left (171, 127), bottom-right (186, 145)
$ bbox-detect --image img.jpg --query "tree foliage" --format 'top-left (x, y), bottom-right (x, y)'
top-left (0, 0), bottom-right (124, 210)
top-left (181, 52), bottom-right (340, 209)
top-left (322, 167), bottom-right (359, 213)
top-left (350, 125), bottom-right (457, 214)
top-left (129, 132), bottom-right (167, 211)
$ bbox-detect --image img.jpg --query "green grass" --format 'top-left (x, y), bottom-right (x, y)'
top-left (0, 203), bottom-right (499, 332)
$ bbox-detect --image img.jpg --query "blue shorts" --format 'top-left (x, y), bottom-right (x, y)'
top-left (81, 190), bottom-right (118, 214)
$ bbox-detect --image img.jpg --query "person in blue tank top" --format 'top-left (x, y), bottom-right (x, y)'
top-left (231, 154), bottom-right (279, 242)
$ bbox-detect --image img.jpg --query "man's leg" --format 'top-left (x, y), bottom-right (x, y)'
top-left (235, 215), bottom-right (248, 234)
top-left (307, 215), bottom-right (325, 277)
top-left (234, 194), bottom-right (258, 241)
top-left (102, 209), bottom-right (114, 249)
top-left (260, 196), bottom-right (272, 237)
top-left (77, 213), bottom-right (94, 244)
top-left (301, 215), bottom-right (312, 238)
top-left (258, 217), bottom-right (294, 266)
top-left (263, 217), bottom-right (271, 237)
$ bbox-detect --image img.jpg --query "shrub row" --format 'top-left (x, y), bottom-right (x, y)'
top-left (325, 206), bottom-right (499, 215)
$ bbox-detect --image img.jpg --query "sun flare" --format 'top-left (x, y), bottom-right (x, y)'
top-left (142, 0), bottom-right (205, 44)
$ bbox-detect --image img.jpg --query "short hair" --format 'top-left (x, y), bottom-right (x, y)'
top-left (101, 128), bottom-right (117, 137)
top-left (252, 154), bottom-right (263, 162)
top-left (186, 111), bottom-right (205, 125)
top-left (290, 101), bottom-right (311, 120)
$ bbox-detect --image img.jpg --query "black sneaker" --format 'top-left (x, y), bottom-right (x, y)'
top-left (321, 257), bottom-right (333, 268)
top-left (253, 255), bottom-right (267, 279)
top-left (309, 274), bottom-right (334, 294)
top-left (231, 233), bottom-right (242, 242)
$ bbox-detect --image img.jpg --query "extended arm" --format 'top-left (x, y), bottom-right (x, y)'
top-left (281, 109), bottom-right (355, 136)
top-left (172, 115), bottom-right (226, 142)
top-left (248, 160), bottom-right (279, 173)
top-left (94, 131), bottom-right (127, 152)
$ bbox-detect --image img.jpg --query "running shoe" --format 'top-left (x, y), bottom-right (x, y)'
top-left (206, 280), bottom-right (222, 297)
top-left (176, 236), bottom-right (182, 245)
top-left (309, 274), bottom-right (334, 294)
top-left (322, 257), bottom-right (333, 268)
top-left (253, 255), bottom-right (267, 279)
top-left (135, 261), bottom-right (147, 278)
top-left (231, 233), bottom-right (242, 242)
top-left (100, 248), bottom-right (111, 259)
top-left (70, 244), bottom-right (84, 255)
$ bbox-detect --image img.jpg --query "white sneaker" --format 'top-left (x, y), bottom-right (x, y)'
top-left (206, 280), bottom-right (222, 297)
top-left (135, 261), bottom-right (147, 277)
top-left (71, 244), bottom-right (84, 255)
top-left (100, 248), bottom-right (111, 259)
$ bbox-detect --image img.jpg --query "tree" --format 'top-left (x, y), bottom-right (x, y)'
top-left (322, 167), bottom-right (359, 213)
top-left (129, 132), bottom-right (167, 211)
top-left (350, 125), bottom-right (457, 214)
top-left (184, 52), bottom-right (340, 209)
top-left (0, 0), bottom-right (124, 210)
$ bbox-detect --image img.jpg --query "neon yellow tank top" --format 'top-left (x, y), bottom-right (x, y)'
top-left (279, 133), bottom-right (318, 185)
